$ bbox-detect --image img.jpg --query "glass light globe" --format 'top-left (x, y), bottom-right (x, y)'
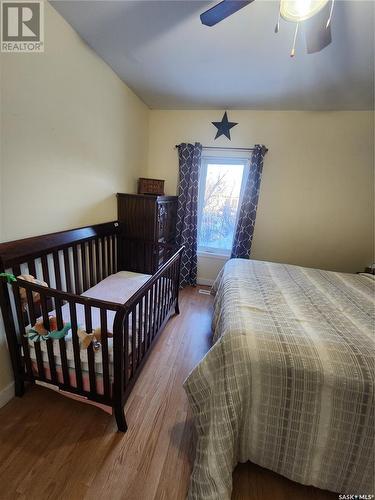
top-left (280, 0), bottom-right (329, 22)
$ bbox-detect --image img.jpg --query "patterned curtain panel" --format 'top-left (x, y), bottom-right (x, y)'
top-left (176, 142), bottom-right (202, 287)
top-left (231, 144), bottom-right (268, 259)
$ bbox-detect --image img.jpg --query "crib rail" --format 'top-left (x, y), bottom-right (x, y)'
top-left (115, 246), bottom-right (183, 403)
top-left (0, 221), bottom-right (120, 295)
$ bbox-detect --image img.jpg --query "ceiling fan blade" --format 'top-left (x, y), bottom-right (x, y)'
top-left (200, 0), bottom-right (254, 27)
top-left (304, 1), bottom-right (332, 53)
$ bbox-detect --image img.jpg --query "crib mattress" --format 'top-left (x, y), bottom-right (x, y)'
top-left (26, 270), bottom-right (151, 375)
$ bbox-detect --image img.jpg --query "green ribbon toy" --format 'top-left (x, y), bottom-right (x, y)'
top-left (25, 323), bottom-right (72, 342)
top-left (0, 273), bottom-right (17, 284)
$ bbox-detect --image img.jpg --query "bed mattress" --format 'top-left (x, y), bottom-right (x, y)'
top-left (184, 259), bottom-right (375, 499)
top-left (26, 270), bottom-right (151, 376)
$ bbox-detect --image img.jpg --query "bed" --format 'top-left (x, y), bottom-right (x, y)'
top-left (0, 221), bottom-right (183, 431)
top-left (184, 258), bottom-right (374, 499)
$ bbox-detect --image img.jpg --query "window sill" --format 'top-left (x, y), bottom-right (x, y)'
top-left (197, 251), bottom-right (230, 260)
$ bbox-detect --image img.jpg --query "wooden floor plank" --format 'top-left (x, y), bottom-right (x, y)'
top-left (0, 287), bottom-right (336, 500)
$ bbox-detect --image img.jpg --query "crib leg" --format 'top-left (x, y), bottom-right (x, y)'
top-left (14, 378), bottom-right (25, 397)
top-left (114, 405), bottom-right (127, 433)
top-left (175, 300), bottom-right (180, 315)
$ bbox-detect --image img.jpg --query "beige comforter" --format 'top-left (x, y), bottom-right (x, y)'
top-left (184, 259), bottom-right (374, 499)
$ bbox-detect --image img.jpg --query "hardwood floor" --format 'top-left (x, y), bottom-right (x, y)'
top-left (0, 287), bottom-right (337, 500)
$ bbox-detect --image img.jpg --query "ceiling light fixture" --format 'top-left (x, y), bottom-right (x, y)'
top-left (275, 0), bottom-right (334, 57)
top-left (280, 0), bottom-right (329, 22)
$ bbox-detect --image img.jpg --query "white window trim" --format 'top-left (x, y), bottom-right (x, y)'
top-left (197, 153), bottom-right (250, 257)
top-left (197, 250), bottom-right (230, 260)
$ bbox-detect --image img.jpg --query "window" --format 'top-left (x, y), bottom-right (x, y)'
top-left (197, 154), bottom-right (249, 256)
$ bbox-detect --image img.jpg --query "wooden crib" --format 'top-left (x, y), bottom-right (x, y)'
top-left (0, 221), bottom-right (183, 431)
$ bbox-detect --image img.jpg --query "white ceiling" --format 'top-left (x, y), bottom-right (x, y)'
top-left (51, 0), bottom-right (374, 110)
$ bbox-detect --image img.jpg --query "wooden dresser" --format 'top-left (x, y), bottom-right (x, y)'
top-left (117, 193), bottom-right (178, 272)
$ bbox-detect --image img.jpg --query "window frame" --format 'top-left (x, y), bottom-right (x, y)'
top-left (197, 154), bottom-right (250, 257)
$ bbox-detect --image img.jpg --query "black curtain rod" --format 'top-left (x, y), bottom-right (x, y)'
top-left (175, 145), bottom-right (255, 152)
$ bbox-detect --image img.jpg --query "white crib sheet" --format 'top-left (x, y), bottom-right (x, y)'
top-left (26, 271), bottom-right (151, 375)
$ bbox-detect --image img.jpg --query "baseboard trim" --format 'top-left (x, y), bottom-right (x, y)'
top-left (0, 381), bottom-right (14, 408)
top-left (197, 278), bottom-right (214, 286)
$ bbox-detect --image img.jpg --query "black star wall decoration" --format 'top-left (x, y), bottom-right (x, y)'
top-left (212, 112), bottom-right (238, 140)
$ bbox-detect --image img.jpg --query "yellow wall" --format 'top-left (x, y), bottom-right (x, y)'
top-left (0, 3), bottom-right (149, 395)
top-left (147, 110), bottom-right (374, 282)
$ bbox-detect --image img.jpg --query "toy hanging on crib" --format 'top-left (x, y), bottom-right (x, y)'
top-left (0, 272), bottom-right (47, 311)
top-left (26, 315), bottom-right (71, 342)
top-left (77, 327), bottom-right (113, 352)
top-left (17, 274), bottom-right (48, 310)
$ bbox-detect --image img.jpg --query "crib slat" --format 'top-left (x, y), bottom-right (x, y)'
top-left (173, 260), bottom-right (178, 308)
top-left (138, 299), bottom-right (143, 363)
top-left (162, 276), bottom-right (167, 324)
top-left (169, 265), bottom-right (174, 309)
top-left (28, 260), bottom-right (36, 277)
top-left (12, 264), bottom-right (21, 277)
top-left (84, 304), bottom-right (96, 395)
top-left (149, 283), bottom-right (155, 343)
top-left (107, 237), bottom-right (112, 276)
top-left (104, 236), bottom-right (111, 276)
top-left (26, 288), bottom-right (36, 326)
top-left (169, 264), bottom-right (174, 310)
top-left (131, 308), bottom-right (137, 375)
top-left (144, 290), bottom-right (149, 354)
top-left (100, 308), bottom-right (110, 398)
top-left (154, 279), bottom-right (160, 335)
top-left (69, 302), bottom-right (83, 391)
top-left (173, 261), bottom-right (178, 306)
top-left (107, 237), bottom-right (112, 275)
top-left (63, 249), bottom-right (72, 293)
top-left (46, 339), bottom-right (57, 383)
top-left (151, 285), bottom-right (156, 347)
top-left (165, 268), bottom-right (170, 314)
top-left (157, 278), bottom-right (162, 329)
top-left (107, 236), bottom-right (112, 275)
top-left (40, 294), bottom-right (58, 384)
top-left (26, 288), bottom-right (44, 379)
top-left (163, 275), bottom-right (168, 319)
top-left (88, 241), bottom-right (94, 287)
top-left (53, 251), bottom-right (62, 290)
top-left (123, 315), bottom-right (129, 388)
top-left (95, 239), bottom-right (101, 283)
top-left (149, 284), bottom-right (155, 343)
top-left (167, 267), bottom-right (172, 312)
top-left (13, 285), bottom-right (33, 380)
top-left (101, 238), bottom-right (107, 279)
top-left (39, 294), bottom-right (49, 329)
top-left (55, 298), bottom-right (69, 386)
top-left (161, 275), bottom-right (167, 320)
top-left (112, 235), bottom-right (117, 273)
top-left (108, 235), bottom-right (112, 274)
top-left (173, 261), bottom-right (178, 307)
top-left (162, 274), bottom-right (167, 322)
top-left (72, 245), bottom-right (81, 295)
top-left (41, 255), bottom-right (50, 285)
top-left (156, 278), bottom-right (162, 333)
top-left (159, 276), bottom-right (165, 324)
top-left (81, 243), bottom-right (88, 292)
top-left (171, 264), bottom-right (175, 308)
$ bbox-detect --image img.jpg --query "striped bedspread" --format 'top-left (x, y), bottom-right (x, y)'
top-left (184, 259), bottom-right (374, 499)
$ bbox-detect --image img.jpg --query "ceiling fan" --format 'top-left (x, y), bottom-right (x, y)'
top-left (200, 0), bottom-right (334, 57)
